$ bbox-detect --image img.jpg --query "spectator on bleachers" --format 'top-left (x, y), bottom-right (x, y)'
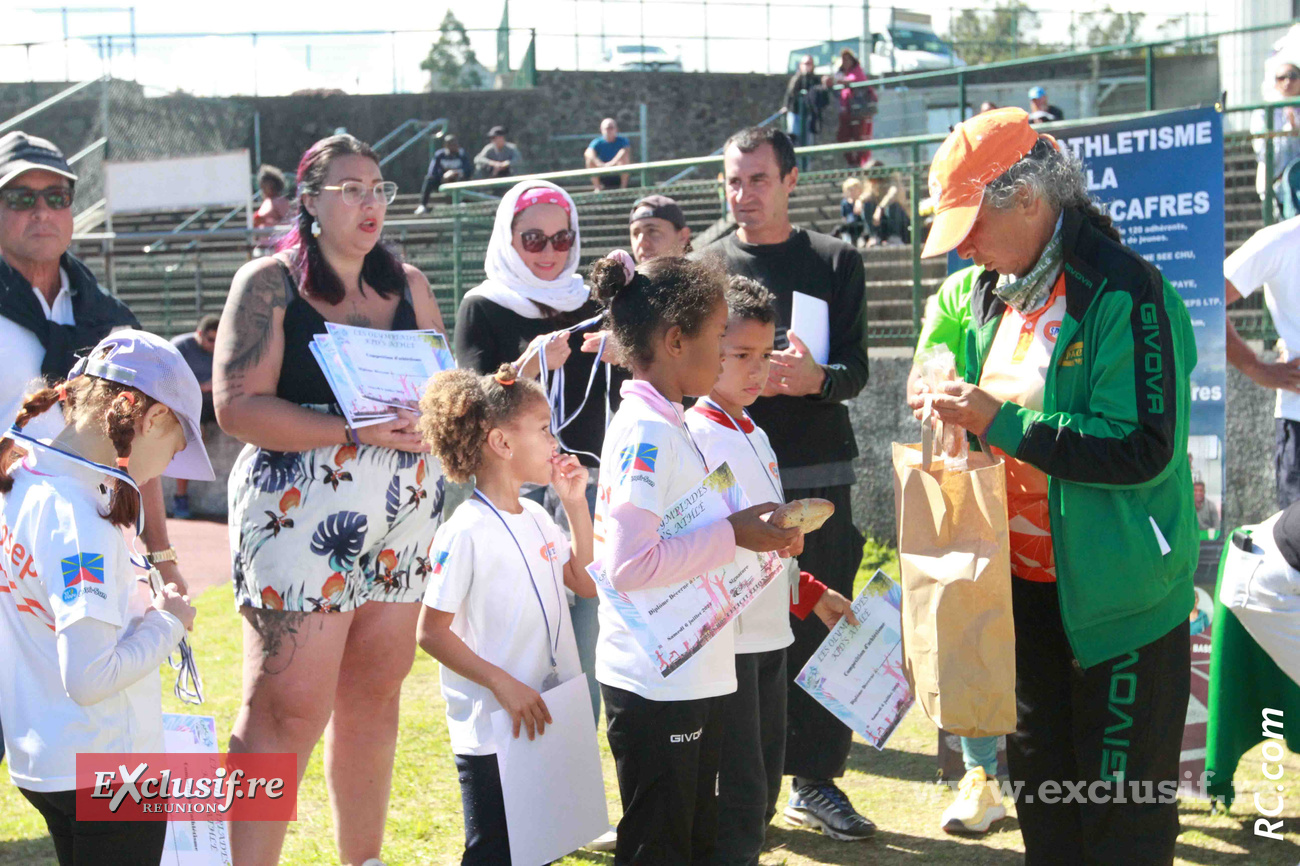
top-left (833, 49), bottom-right (877, 168)
top-left (859, 166), bottom-right (911, 247)
top-left (585, 118), bottom-right (632, 193)
top-left (414, 133), bottom-right (471, 215)
top-left (0, 130), bottom-right (190, 592)
top-left (168, 313), bottom-right (220, 519)
top-left (834, 177), bottom-right (866, 246)
top-left (1027, 86), bottom-right (1064, 124)
top-left (1252, 37), bottom-right (1300, 216)
top-left (253, 165), bottom-right (291, 228)
top-left (475, 125), bottom-right (523, 183)
top-left (628, 194), bottom-right (691, 263)
top-left (979, 100), bottom-right (999, 114)
top-left (785, 55), bottom-right (832, 171)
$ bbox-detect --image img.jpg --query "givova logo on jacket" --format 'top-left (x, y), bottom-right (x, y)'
top-left (61, 552), bottom-right (107, 602)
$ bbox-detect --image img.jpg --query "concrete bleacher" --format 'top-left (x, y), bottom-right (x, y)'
top-left (67, 134), bottom-right (1273, 347)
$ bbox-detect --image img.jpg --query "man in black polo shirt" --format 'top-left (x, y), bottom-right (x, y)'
top-left (706, 126), bottom-right (874, 841)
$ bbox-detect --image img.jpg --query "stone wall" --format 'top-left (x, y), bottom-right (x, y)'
top-left (238, 70), bottom-right (791, 195)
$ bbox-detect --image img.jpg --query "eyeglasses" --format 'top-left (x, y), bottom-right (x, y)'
top-left (0, 186), bottom-right (73, 211)
top-left (1277, 71), bottom-right (1300, 83)
top-left (320, 181), bottom-right (398, 206)
top-left (517, 229), bottom-right (576, 253)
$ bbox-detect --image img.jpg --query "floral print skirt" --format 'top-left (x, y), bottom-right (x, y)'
top-left (228, 412), bottom-right (445, 613)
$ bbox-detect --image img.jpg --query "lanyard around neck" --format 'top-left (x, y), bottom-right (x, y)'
top-left (518, 313), bottom-right (609, 464)
top-left (4, 426), bottom-right (144, 537)
top-left (696, 398), bottom-right (783, 503)
top-left (471, 490), bottom-right (562, 669)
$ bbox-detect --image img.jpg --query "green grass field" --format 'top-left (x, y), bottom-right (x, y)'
top-left (2, 543), bottom-right (1299, 864)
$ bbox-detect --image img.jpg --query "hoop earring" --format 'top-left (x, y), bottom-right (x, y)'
top-left (310, 220), bottom-right (322, 238)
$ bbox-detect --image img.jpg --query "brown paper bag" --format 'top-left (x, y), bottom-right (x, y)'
top-left (891, 436), bottom-right (1016, 737)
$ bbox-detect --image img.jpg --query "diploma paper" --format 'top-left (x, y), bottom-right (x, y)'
top-left (161, 714), bottom-right (232, 866)
top-left (309, 338), bottom-right (396, 427)
top-left (794, 570), bottom-right (914, 750)
top-left (489, 676), bottom-right (610, 866)
top-left (790, 291), bottom-right (830, 364)
top-left (323, 322), bottom-right (456, 410)
top-left (591, 462), bottom-right (784, 678)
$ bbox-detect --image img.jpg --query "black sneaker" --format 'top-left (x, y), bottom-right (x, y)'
top-left (784, 780), bottom-right (876, 841)
top-left (171, 494), bottom-right (191, 519)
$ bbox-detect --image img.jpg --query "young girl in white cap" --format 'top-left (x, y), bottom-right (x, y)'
top-left (0, 329), bottom-right (213, 866)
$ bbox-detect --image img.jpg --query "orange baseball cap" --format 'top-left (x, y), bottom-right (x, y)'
top-left (921, 107), bottom-right (1047, 259)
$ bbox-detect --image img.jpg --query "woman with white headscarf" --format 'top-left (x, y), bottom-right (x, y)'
top-left (454, 179), bottom-right (624, 729)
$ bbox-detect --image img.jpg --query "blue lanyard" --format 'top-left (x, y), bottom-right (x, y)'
top-left (696, 398), bottom-right (783, 503)
top-left (4, 426), bottom-right (204, 704)
top-left (471, 490), bottom-right (562, 670)
top-left (521, 314), bottom-right (611, 464)
top-left (4, 426), bottom-right (144, 536)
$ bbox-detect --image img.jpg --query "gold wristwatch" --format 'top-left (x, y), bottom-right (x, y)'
top-left (145, 547), bottom-right (179, 566)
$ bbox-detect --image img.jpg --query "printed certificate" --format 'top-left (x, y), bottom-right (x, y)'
top-left (322, 323), bottom-right (456, 410)
top-left (794, 570), bottom-right (914, 750)
top-left (591, 462), bottom-right (784, 678)
top-left (161, 713), bottom-right (232, 866)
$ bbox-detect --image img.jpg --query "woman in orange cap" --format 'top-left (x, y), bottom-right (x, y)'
top-left (909, 107), bottom-right (1198, 865)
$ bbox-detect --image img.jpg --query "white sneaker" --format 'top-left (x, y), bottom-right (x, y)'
top-left (940, 767), bottom-right (1006, 835)
top-left (413, 205), bottom-right (427, 215)
top-left (361, 859), bottom-right (387, 866)
top-left (585, 826), bottom-right (617, 852)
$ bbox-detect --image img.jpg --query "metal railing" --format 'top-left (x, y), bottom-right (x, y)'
top-left (836, 19), bottom-right (1295, 121)
top-left (438, 101), bottom-right (1284, 341)
top-left (660, 106), bottom-right (788, 186)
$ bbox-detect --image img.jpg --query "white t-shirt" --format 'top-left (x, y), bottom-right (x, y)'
top-left (0, 446), bottom-right (161, 792)
top-left (594, 385), bottom-right (737, 701)
top-left (0, 269), bottom-right (73, 443)
top-left (1224, 216), bottom-right (1300, 421)
top-left (686, 400), bottom-right (795, 654)
top-left (422, 495), bottom-right (581, 757)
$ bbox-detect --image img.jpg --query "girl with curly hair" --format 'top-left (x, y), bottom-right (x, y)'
top-left (415, 363), bottom-right (595, 865)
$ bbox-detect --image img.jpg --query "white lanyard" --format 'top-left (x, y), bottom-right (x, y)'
top-left (2, 426), bottom-right (204, 704)
top-left (472, 490), bottom-right (563, 690)
top-left (696, 398), bottom-right (784, 504)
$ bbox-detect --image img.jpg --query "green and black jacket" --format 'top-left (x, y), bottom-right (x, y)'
top-left (964, 207), bottom-right (1198, 669)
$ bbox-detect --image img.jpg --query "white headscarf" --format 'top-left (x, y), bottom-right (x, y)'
top-left (1262, 24), bottom-right (1300, 101)
top-left (463, 179), bottom-right (590, 319)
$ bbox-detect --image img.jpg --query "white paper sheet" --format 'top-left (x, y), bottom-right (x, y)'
top-left (489, 676), bottom-right (610, 866)
top-left (309, 338), bottom-right (396, 428)
top-left (794, 570), bottom-right (914, 750)
top-left (790, 291), bottom-right (830, 364)
top-left (589, 462), bottom-right (783, 678)
top-left (161, 714), bottom-right (232, 866)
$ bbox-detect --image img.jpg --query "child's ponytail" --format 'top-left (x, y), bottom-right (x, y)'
top-left (0, 386), bottom-right (63, 493)
top-left (417, 363), bottom-right (546, 483)
top-left (0, 377), bottom-right (154, 528)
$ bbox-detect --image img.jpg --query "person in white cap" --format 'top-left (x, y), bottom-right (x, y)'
top-left (0, 130), bottom-right (191, 597)
top-left (0, 328), bottom-right (212, 866)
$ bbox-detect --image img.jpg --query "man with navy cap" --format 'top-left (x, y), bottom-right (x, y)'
top-left (628, 194), bottom-right (691, 263)
top-left (0, 131), bottom-right (191, 593)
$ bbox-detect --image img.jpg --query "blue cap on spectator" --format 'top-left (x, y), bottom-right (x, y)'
top-left (1028, 86), bottom-right (1046, 100)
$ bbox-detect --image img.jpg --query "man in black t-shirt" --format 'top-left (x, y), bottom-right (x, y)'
top-left (705, 126), bottom-right (874, 843)
top-left (169, 313), bottom-right (219, 518)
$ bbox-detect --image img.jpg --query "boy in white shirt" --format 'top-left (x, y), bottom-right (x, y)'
top-left (686, 276), bottom-right (858, 863)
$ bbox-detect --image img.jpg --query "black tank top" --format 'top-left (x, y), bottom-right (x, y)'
top-left (275, 263), bottom-right (418, 406)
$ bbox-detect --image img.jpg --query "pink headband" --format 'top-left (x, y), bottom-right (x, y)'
top-left (514, 187), bottom-right (571, 215)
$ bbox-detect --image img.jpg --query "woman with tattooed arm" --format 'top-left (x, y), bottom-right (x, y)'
top-left (213, 134), bottom-right (447, 866)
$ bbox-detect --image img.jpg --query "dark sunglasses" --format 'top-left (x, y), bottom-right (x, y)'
top-left (1278, 70), bottom-right (1300, 83)
top-left (1, 186), bottom-right (74, 211)
top-left (517, 229), bottom-right (576, 253)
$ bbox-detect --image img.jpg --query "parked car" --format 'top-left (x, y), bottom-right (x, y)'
top-left (600, 43), bottom-right (684, 72)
